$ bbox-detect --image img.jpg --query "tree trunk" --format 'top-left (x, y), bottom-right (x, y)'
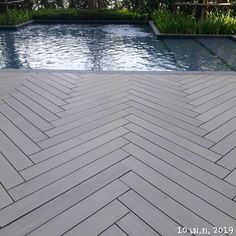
top-left (88, 0), bottom-right (96, 8)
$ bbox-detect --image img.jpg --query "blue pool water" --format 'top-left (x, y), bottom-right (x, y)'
top-left (0, 24), bottom-right (236, 71)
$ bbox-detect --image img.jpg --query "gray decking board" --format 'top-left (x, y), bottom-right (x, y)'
top-left (11, 91), bottom-right (59, 122)
top-left (100, 225), bottom-right (128, 236)
top-left (217, 147), bottom-right (236, 171)
top-left (51, 96), bottom-right (129, 127)
top-left (16, 85), bottom-right (64, 113)
top-left (183, 76), bottom-right (229, 94)
top-left (196, 97), bottom-right (236, 122)
top-left (45, 103), bottom-right (129, 137)
top-left (0, 163), bottom-right (129, 236)
top-left (57, 92), bottom-right (129, 118)
top-left (225, 169), bottom-right (236, 186)
top-left (129, 90), bottom-right (198, 119)
top-left (27, 180), bottom-right (129, 236)
top-left (31, 73), bottom-right (74, 94)
top-left (125, 115), bottom-right (221, 162)
top-left (190, 82), bottom-right (236, 106)
top-left (126, 100), bottom-right (207, 136)
top-left (0, 71), bottom-right (236, 235)
top-left (122, 143), bottom-right (236, 198)
top-left (0, 113), bottom-right (41, 155)
top-left (0, 152), bottom-right (24, 190)
top-left (119, 190), bottom-right (187, 235)
top-left (63, 200), bottom-right (129, 236)
top-left (120, 172), bottom-right (214, 230)
top-left (186, 80), bottom-right (233, 100)
top-left (0, 130), bottom-right (33, 171)
top-left (120, 152), bottom-right (236, 218)
top-left (127, 107), bottom-right (213, 148)
top-left (0, 150), bottom-right (129, 227)
top-left (38, 110), bottom-right (129, 149)
top-left (68, 79), bottom-right (128, 101)
top-left (62, 87), bottom-right (129, 110)
top-left (22, 80), bottom-right (67, 106)
top-left (9, 138), bottom-right (128, 201)
top-left (129, 94), bottom-right (202, 126)
top-left (121, 157), bottom-right (236, 227)
top-left (29, 119), bottom-right (129, 164)
top-left (0, 103), bottom-right (47, 143)
top-left (205, 117), bottom-right (236, 142)
top-left (4, 96), bottom-right (53, 132)
top-left (123, 132), bottom-right (229, 179)
top-left (21, 128), bottom-right (129, 181)
top-left (129, 83), bottom-right (193, 109)
top-left (117, 212), bottom-right (160, 236)
top-left (211, 130), bottom-right (236, 155)
top-left (0, 184), bottom-right (13, 210)
top-left (193, 89), bottom-right (236, 113)
top-left (27, 77), bottom-right (71, 100)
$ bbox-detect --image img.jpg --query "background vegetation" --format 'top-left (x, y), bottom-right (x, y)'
top-left (0, 0), bottom-right (235, 34)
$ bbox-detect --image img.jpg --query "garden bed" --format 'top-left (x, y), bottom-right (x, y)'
top-left (0, 8), bottom-right (235, 35)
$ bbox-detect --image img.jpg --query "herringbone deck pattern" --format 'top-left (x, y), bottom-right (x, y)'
top-left (0, 71), bottom-right (236, 236)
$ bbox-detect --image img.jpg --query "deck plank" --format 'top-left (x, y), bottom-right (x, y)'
top-left (0, 103), bottom-right (47, 142)
top-left (27, 180), bottom-right (129, 236)
top-left (0, 113), bottom-right (41, 155)
top-left (121, 157), bottom-right (236, 227)
top-left (9, 138), bottom-right (128, 201)
top-left (119, 190), bottom-right (189, 235)
top-left (0, 184), bottom-right (13, 210)
top-left (0, 71), bottom-right (236, 235)
top-left (0, 152), bottom-right (24, 190)
top-left (100, 225), bottom-right (127, 236)
top-left (0, 163), bottom-right (129, 236)
top-left (117, 212), bottom-right (160, 236)
top-left (4, 96), bottom-right (53, 132)
top-left (64, 200), bottom-right (129, 236)
top-left (0, 130), bottom-right (33, 171)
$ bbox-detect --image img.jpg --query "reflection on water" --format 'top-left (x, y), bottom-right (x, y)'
top-left (0, 24), bottom-right (235, 71)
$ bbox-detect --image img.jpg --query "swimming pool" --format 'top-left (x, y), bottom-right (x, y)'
top-left (0, 23), bottom-right (236, 71)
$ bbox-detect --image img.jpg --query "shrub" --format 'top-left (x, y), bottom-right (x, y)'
top-left (0, 10), bottom-right (31, 26)
top-left (152, 9), bottom-right (198, 34)
top-left (31, 8), bottom-right (147, 20)
top-left (199, 12), bottom-right (236, 34)
top-left (152, 9), bottom-right (236, 34)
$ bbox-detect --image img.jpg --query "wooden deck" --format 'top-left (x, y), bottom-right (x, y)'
top-left (0, 71), bottom-right (236, 236)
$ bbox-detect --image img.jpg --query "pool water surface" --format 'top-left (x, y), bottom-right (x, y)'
top-left (0, 24), bottom-right (235, 71)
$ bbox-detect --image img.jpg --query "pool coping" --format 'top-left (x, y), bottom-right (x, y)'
top-left (0, 20), bottom-right (148, 30)
top-left (0, 69), bottom-right (235, 76)
top-left (0, 19), bottom-right (235, 40)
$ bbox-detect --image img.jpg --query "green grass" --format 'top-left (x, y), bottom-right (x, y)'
top-left (152, 9), bottom-right (236, 34)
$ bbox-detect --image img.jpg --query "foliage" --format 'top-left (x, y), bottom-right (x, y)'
top-left (0, 6), bottom-right (235, 34)
top-left (152, 9), bottom-right (197, 34)
top-left (0, 10), bottom-right (31, 25)
top-left (122, 0), bottom-right (159, 15)
top-left (0, 8), bottom-right (146, 25)
top-left (199, 11), bottom-right (236, 34)
top-left (152, 9), bottom-right (236, 34)
top-left (32, 8), bottom-right (147, 20)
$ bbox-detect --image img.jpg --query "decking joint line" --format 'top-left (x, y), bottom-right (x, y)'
top-left (120, 168), bottom-right (232, 229)
top-left (11, 145), bottom-right (131, 200)
top-left (121, 147), bottom-right (235, 200)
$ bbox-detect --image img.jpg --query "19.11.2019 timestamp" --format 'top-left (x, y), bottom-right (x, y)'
top-left (177, 226), bottom-right (234, 235)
